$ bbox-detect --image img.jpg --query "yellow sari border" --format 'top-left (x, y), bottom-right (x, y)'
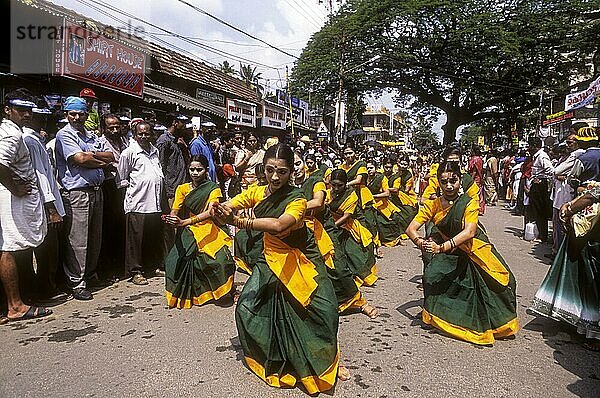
top-left (165, 275), bottom-right (234, 309)
top-left (362, 264), bottom-right (379, 286)
top-left (382, 235), bottom-right (402, 247)
top-left (422, 309), bottom-right (518, 345)
top-left (235, 256), bottom-right (253, 275)
top-left (244, 347), bottom-right (340, 395)
top-left (338, 290), bottom-right (367, 313)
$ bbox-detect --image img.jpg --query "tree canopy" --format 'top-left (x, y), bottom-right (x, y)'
top-left (411, 117), bottom-right (439, 151)
top-left (291, 0), bottom-right (599, 144)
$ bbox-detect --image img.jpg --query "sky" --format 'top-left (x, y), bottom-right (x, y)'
top-left (48, 0), bottom-right (332, 94)
top-left (46, 0), bottom-right (445, 139)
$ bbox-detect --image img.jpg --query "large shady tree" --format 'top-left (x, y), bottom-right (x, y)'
top-left (291, 0), bottom-right (599, 144)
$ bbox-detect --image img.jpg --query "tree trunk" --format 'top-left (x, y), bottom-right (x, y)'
top-left (442, 115), bottom-right (461, 145)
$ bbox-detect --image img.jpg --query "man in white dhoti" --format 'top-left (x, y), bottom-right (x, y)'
top-left (0, 89), bottom-right (51, 322)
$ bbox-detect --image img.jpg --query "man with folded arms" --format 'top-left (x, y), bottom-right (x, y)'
top-left (55, 96), bottom-right (114, 300)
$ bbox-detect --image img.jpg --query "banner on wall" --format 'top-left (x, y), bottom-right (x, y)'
top-left (262, 101), bottom-right (286, 130)
top-left (565, 75), bottom-right (600, 111)
top-left (54, 20), bottom-right (146, 97)
top-left (227, 98), bottom-right (256, 128)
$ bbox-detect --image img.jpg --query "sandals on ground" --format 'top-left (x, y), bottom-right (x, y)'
top-left (7, 306), bottom-right (52, 322)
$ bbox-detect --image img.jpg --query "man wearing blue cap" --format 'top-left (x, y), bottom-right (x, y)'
top-left (0, 89), bottom-right (51, 322)
top-left (55, 96), bottom-right (115, 300)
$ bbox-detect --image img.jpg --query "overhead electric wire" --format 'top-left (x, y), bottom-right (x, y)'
top-left (288, 0), bottom-right (325, 26)
top-left (282, 0), bottom-right (322, 30)
top-left (381, 54), bottom-right (535, 92)
top-left (73, 0), bottom-right (283, 70)
top-left (175, 0), bottom-right (300, 59)
top-left (148, 35), bottom-right (308, 50)
top-left (69, 0), bottom-right (222, 68)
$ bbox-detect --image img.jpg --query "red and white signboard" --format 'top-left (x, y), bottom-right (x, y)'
top-left (55, 21), bottom-right (145, 97)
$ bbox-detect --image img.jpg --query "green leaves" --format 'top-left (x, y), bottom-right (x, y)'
top-left (291, 0), bottom-right (598, 143)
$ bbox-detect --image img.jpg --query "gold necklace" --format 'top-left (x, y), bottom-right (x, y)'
top-left (446, 195), bottom-right (459, 206)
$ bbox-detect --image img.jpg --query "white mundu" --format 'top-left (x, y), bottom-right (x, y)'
top-left (0, 119), bottom-right (46, 251)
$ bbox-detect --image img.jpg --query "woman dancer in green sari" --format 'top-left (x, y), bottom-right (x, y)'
top-left (214, 144), bottom-right (346, 393)
top-left (338, 144), bottom-right (379, 247)
top-left (163, 155), bottom-right (235, 308)
top-left (366, 160), bottom-right (407, 247)
top-left (327, 169), bottom-right (378, 287)
top-left (294, 153), bottom-right (378, 317)
top-left (387, 156), bottom-right (419, 236)
top-left (406, 161), bottom-right (518, 345)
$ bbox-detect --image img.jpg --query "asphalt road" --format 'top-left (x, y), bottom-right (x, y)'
top-left (1, 205), bottom-right (599, 397)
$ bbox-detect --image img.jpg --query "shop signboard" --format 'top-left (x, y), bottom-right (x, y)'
top-left (276, 89), bottom-right (309, 125)
top-left (287, 106), bottom-right (304, 125)
top-left (262, 101), bottom-right (286, 130)
top-left (276, 89), bottom-right (287, 107)
top-left (196, 88), bottom-right (225, 106)
top-left (565, 75), bottom-right (600, 111)
top-left (227, 98), bottom-right (256, 128)
top-left (542, 110), bottom-right (574, 126)
top-left (54, 21), bottom-right (145, 97)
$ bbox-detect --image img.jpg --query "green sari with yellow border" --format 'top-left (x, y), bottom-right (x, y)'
top-left (328, 188), bottom-right (377, 286)
top-left (367, 173), bottom-right (407, 246)
top-left (342, 160), bottom-right (379, 240)
top-left (300, 170), bottom-right (366, 313)
top-left (388, 170), bottom-right (418, 230)
top-left (234, 185), bottom-right (340, 394)
top-left (164, 180), bottom-right (235, 308)
top-left (421, 194), bottom-right (518, 345)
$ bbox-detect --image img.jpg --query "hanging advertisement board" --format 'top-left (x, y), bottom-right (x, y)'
top-left (565, 76), bottom-right (600, 111)
top-left (227, 98), bottom-right (256, 128)
top-left (55, 21), bottom-right (146, 97)
top-left (262, 101), bottom-right (286, 130)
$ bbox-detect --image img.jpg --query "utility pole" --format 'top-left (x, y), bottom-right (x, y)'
top-left (335, 35), bottom-right (345, 147)
top-left (286, 66), bottom-right (295, 139)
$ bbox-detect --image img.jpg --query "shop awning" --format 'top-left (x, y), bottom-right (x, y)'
top-left (143, 83), bottom-right (226, 119)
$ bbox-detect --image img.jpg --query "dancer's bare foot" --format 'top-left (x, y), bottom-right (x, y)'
top-left (338, 365), bottom-right (351, 381)
top-left (361, 304), bottom-right (379, 319)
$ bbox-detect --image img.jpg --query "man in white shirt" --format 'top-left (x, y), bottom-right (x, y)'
top-left (528, 137), bottom-right (554, 243)
top-left (23, 107), bottom-right (65, 299)
top-left (551, 133), bottom-right (585, 256)
top-left (117, 121), bottom-right (165, 285)
top-left (0, 89), bottom-right (50, 322)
